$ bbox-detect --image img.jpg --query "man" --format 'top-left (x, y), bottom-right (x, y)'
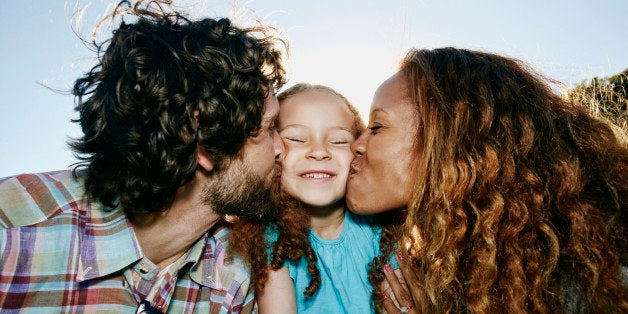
top-left (0, 1), bottom-right (285, 312)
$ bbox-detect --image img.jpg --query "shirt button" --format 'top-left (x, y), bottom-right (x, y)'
top-left (139, 263), bottom-right (150, 274)
top-left (82, 266), bottom-right (92, 277)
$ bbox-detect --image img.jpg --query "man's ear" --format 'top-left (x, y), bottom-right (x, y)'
top-left (197, 145), bottom-right (214, 172)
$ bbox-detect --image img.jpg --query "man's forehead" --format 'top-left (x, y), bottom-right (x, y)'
top-left (263, 94), bottom-right (280, 119)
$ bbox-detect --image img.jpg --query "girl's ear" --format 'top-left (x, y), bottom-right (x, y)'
top-left (197, 145), bottom-right (214, 172)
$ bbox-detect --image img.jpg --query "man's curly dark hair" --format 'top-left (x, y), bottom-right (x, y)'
top-left (70, 1), bottom-right (286, 214)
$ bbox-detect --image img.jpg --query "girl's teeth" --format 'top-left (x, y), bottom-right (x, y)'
top-left (303, 173), bottom-right (331, 179)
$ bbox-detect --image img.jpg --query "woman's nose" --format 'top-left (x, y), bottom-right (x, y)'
top-left (351, 133), bottom-right (366, 157)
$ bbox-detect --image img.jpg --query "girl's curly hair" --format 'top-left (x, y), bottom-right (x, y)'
top-left (227, 189), bottom-right (320, 296)
top-left (270, 193), bottom-right (322, 297)
top-left (370, 47), bottom-right (628, 313)
top-left (71, 0), bottom-right (286, 214)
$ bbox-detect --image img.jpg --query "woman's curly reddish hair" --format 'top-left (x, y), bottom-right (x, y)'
top-left (370, 47), bottom-right (628, 313)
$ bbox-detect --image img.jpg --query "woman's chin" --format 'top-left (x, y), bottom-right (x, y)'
top-left (346, 196), bottom-right (375, 215)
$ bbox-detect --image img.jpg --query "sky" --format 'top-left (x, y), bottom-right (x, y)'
top-left (1, 0), bottom-right (627, 177)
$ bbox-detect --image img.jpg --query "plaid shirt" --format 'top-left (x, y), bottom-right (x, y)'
top-left (0, 170), bottom-right (256, 313)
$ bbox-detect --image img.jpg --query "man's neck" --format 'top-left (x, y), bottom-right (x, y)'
top-left (130, 174), bottom-right (220, 270)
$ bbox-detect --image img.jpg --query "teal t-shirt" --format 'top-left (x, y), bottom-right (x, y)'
top-left (277, 211), bottom-right (383, 313)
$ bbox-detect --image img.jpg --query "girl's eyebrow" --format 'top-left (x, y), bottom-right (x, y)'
top-left (328, 126), bottom-right (353, 133)
top-left (278, 124), bottom-right (307, 132)
top-left (280, 124), bottom-right (352, 133)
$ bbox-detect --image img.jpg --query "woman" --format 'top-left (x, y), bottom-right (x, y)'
top-left (347, 47), bottom-right (628, 313)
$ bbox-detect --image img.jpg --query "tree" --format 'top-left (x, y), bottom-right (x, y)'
top-left (566, 69), bottom-right (628, 139)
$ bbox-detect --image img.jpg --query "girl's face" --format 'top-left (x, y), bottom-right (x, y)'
top-left (346, 73), bottom-right (419, 214)
top-left (278, 90), bottom-right (357, 208)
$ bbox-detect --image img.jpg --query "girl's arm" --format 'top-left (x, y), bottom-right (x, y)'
top-left (257, 266), bottom-right (297, 313)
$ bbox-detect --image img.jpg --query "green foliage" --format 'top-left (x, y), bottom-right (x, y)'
top-left (566, 69), bottom-right (628, 140)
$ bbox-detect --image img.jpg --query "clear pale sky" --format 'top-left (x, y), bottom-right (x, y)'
top-left (1, 0), bottom-right (627, 177)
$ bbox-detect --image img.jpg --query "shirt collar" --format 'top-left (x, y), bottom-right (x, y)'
top-left (188, 224), bottom-right (250, 290)
top-left (76, 201), bottom-right (143, 282)
top-left (75, 204), bottom-right (250, 292)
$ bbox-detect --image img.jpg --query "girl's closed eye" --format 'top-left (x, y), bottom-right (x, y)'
top-left (284, 136), bottom-right (306, 143)
top-left (329, 136), bottom-right (354, 145)
top-left (327, 129), bottom-right (354, 145)
top-left (330, 139), bottom-right (349, 145)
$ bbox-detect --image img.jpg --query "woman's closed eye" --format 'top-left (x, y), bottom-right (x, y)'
top-left (368, 125), bottom-right (383, 134)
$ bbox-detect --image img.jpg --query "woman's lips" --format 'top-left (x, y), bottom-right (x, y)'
top-left (349, 162), bottom-right (359, 175)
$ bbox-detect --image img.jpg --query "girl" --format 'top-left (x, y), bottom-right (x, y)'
top-left (259, 84), bottom-right (389, 313)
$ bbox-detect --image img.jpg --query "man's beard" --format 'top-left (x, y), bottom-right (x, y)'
top-left (202, 161), bottom-right (280, 223)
